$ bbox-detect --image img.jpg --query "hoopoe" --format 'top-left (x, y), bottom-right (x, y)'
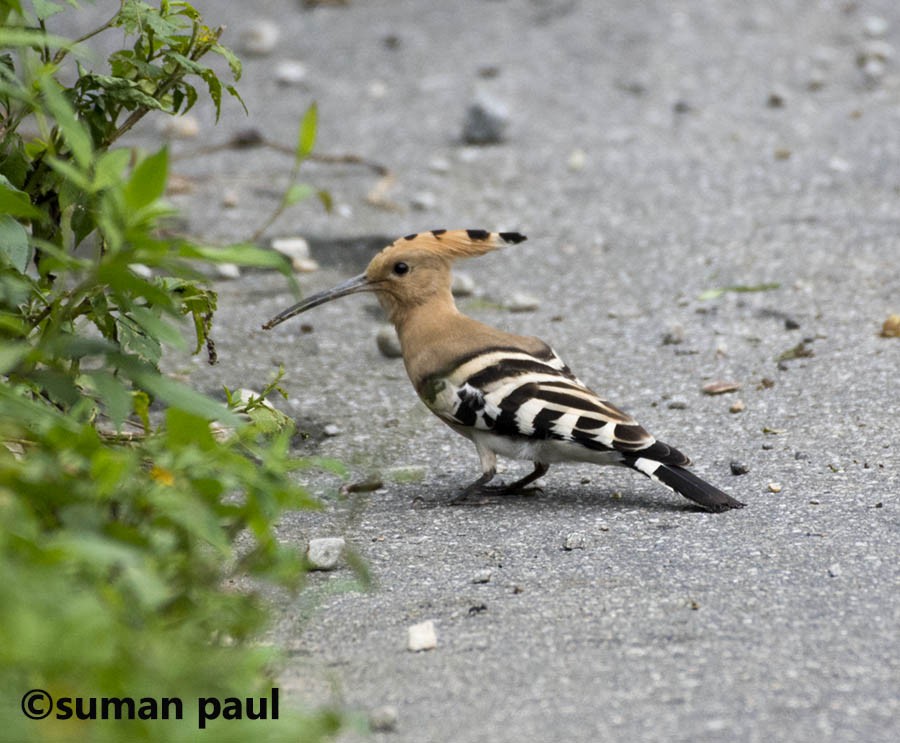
top-left (263, 230), bottom-right (745, 513)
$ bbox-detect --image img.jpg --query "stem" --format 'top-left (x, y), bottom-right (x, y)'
top-left (38, 18), bottom-right (50, 64)
top-left (249, 199), bottom-right (288, 244)
top-left (51, 5), bottom-right (124, 67)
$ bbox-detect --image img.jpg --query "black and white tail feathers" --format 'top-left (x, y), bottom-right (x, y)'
top-left (626, 455), bottom-right (745, 512)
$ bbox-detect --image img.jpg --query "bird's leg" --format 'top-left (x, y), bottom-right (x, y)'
top-left (451, 468), bottom-right (497, 504)
top-left (453, 463), bottom-right (549, 504)
top-left (489, 462), bottom-right (549, 495)
top-left (451, 442), bottom-right (499, 504)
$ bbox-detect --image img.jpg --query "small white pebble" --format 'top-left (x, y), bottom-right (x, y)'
top-left (862, 58), bottom-right (886, 83)
top-left (216, 263), bottom-right (241, 280)
top-left (376, 325), bottom-right (403, 358)
top-left (729, 400), bottom-right (746, 414)
top-left (567, 148), bottom-right (586, 171)
top-left (410, 191), bottom-right (436, 211)
top-left (271, 237), bottom-right (318, 272)
top-left (428, 156), bottom-right (451, 174)
top-left (408, 620), bottom-right (437, 652)
top-left (159, 115), bottom-right (200, 139)
top-left (456, 147), bottom-right (481, 164)
top-left (271, 236), bottom-right (310, 261)
top-left (323, 423), bottom-right (342, 437)
top-left (368, 705), bottom-right (399, 732)
top-left (471, 569), bottom-right (493, 584)
top-left (863, 15), bottom-right (889, 38)
top-left (563, 533), bottom-right (587, 551)
top-left (274, 59), bottom-right (307, 86)
top-left (240, 20), bottom-right (279, 56)
top-left (292, 257), bottom-right (320, 273)
top-left (367, 80), bottom-right (388, 99)
top-left (307, 537), bottom-right (345, 571)
top-left (506, 292), bottom-right (540, 312)
top-left (828, 156), bottom-right (851, 173)
top-left (768, 482), bottom-right (783, 493)
top-left (828, 563), bottom-right (842, 578)
top-left (451, 272), bottom-right (477, 297)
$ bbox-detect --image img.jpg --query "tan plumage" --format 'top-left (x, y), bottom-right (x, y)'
top-left (263, 229), bottom-right (744, 512)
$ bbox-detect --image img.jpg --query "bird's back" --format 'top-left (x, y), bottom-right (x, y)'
top-left (404, 311), bottom-right (690, 469)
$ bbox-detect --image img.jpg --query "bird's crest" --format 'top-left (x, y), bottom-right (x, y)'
top-left (382, 229), bottom-right (526, 262)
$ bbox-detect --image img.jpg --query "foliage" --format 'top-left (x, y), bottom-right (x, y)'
top-left (0, 2), bottom-right (343, 740)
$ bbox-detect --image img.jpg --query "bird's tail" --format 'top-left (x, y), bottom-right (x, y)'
top-left (626, 456), bottom-right (745, 513)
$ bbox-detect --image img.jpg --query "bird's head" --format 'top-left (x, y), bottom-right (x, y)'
top-left (262, 229), bottom-right (526, 329)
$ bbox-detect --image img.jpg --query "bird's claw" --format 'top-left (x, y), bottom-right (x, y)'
top-left (450, 481), bottom-right (544, 505)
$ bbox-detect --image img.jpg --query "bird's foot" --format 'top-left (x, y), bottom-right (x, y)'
top-left (450, 481), bottom-right (544, 505)
top-left (482, 481), bottom-right (544, 497)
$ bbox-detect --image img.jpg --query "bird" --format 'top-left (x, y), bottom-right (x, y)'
top-left (263, 229), bottom-right (745, 513)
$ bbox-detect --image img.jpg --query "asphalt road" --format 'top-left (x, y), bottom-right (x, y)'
top-left (113, 0), bottom-right (899, 740)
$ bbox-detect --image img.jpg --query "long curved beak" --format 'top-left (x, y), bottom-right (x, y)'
top-left (262, 273), bottom-right (372, 330)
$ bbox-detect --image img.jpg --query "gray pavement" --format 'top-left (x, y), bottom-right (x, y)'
top-left (127, 0), bottom-right (898, 740)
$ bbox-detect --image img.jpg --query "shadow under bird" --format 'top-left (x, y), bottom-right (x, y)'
top-left (263, 229), bottom-right (745, 513)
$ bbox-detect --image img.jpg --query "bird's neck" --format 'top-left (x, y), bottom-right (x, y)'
top-left (393, 290), bottom-right (461, 348)
top-left (392, 291), bottom-right (472, 391)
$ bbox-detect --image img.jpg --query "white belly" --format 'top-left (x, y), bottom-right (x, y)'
top-left (466, 429), bottom-right (625, 467)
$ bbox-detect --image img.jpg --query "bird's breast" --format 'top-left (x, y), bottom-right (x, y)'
top-left (418, 374), bottom-right (487, 429)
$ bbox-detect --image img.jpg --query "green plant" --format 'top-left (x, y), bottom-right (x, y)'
top-left (1, 2), bottom-right (347, 740)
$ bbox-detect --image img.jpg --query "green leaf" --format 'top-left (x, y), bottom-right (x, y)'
top-left (134, 370), bottom-right (241, 425)
top-left (0, 215), bottom-right (31, 273)
top-left (224, 83), bottom-right (247, 115)
top-left (0, 176), bottom-right (42, 219)
top-left (283, 183), bottom-right (314, 206)
top-left (0, 27), bottom-right (72, 51)
top-left (82, 371), bottom-right (133, 429)
top-left (0, 341), bottom-right (28, 375)
top-left (202, 69), bottom-right (223, 120)
top-left (166, 408), bottom-right (216, 451)
top-left (116, 315), bottom-right (163, 366)
top-left (29, 368), bottom-right (83, 407)
top-left (132, 389), bottom-right (150, 431)
top-left (124, 147), bottom-right (169, 211)
top-left (0, 0), bottom-right (24, 21)
top-left (210, 42), bottom-right (242, 81)
top-left (317, 188), bottom-right (333, 212)
top-left (181, 243), bottom-right (293, 271)
top-left (32, 0), bottom-right (64, 21)
top-left (296, 102), bottom-right (317, 162)
top-left (46, 154), bottom-right (92, 191)
top-left (92, 148), bottom-right (132, 191)
top-left (40, 78), bottom-right (93, 170)
top-left (181, 242), bottom-right (300, 297)
top-left (129, 305), bottom-right (188, 351)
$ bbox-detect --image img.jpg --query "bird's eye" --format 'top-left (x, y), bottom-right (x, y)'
top-left (393, 261), bottom-right (409, 276)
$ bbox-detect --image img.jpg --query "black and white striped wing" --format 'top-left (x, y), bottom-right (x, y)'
top-left (432, 345), bottom-right (689, 465)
